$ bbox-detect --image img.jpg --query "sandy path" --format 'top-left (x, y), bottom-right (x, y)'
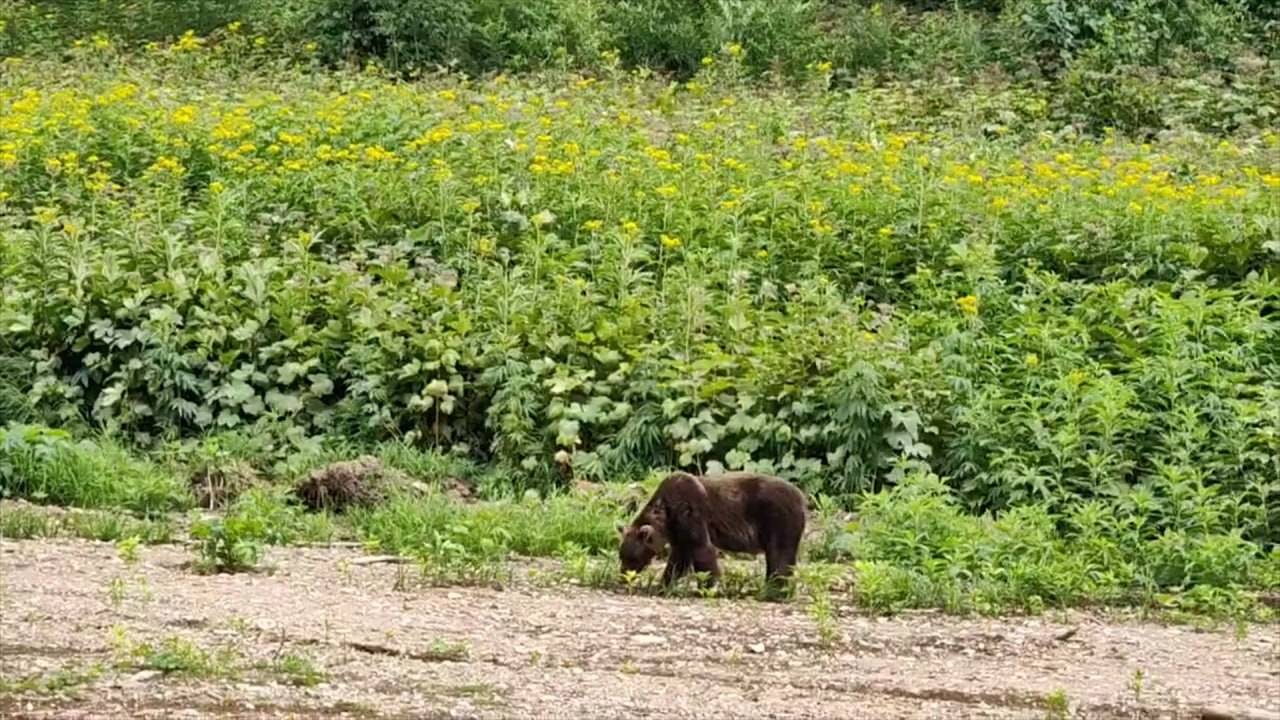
top-left (1, 539), bottom-right (1277, 719)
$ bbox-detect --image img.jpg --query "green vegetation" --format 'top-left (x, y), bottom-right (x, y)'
top-left (351, 488), bottom-right (624, 559)
top-left (0, 426), bottom-right (188, 514)
top-left (2, 1), bottom-right (1276, 135)
top-left (267, 652), bottom-right (327, 687)
top-left (0, 503), bottom-right (175, 543)
top-left (190, 486), bottom-right (340, 572)
top-left (1043, 689), bottom-right (1070, 720)
top-left (812, 474), bottom-right (1280, 615)
top-left (0, 2), bottom-right (1276, 619)
top-left (0, 664), bottom-right (103, 696)
top-left (112, 632), bottom-right (241, 678)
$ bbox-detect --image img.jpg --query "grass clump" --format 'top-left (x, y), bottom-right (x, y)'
top-left (0, 425), bottom-right (189, 515)
top-left (350, 487), bottom-right (623, 562)
top-left (0, 664), bottom-right (103, 696)
top-left (132, 636), bottom-right (239, 678)
top-left (0, 503), bottom-right (175, 543)
top-left (268, 652), bottom-right (327, 687)
top-left (109, 627), bottom-right (239, 678)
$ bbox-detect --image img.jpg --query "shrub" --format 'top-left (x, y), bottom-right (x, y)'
top-left (1004, 0), bottom-right (1255, 70)
top-left (302, 0), bottom-right (608, 74)
top-left (815, 473), bottom-right (1275, 613)
top-left (190, 515), bottom-right (264, 573)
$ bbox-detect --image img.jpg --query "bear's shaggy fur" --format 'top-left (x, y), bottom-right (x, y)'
top-left (619, 471), bottom-right (807, 589)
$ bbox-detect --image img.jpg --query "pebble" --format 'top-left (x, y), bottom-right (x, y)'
top-left (631, 634), bottom-right (665, 646)
top-left (125, 670), bottom-right (163, 684)
top-left (749, 643), bottom-right (766, 654)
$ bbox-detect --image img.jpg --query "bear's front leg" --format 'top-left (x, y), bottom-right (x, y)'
top-left (690, 544), bottom-right (720, 588)
top-left (661, 549), bottom-right (691, 587)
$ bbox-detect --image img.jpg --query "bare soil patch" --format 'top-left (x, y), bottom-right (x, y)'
top-left (2, 539), bottom-right (1277, 719)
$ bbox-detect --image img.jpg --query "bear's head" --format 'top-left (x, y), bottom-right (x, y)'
top-left (619, 524), bottom-right (664, 573)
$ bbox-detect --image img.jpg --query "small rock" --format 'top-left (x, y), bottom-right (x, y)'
top-left (748, 643), bottom-right (765, 654)
top-left (631, 634), bottom-right (665, 646)
top-left (127, 670), bottom-right (163, 684)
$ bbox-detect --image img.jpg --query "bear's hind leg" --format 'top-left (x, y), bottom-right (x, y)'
top-left (764, 535), bottom-right (801, 599)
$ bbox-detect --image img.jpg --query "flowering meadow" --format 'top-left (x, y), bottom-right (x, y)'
top-left (0, 24), bottom-right (1277, 610)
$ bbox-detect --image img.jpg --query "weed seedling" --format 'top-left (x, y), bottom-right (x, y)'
top-left (1043, 689), bottom-right (1070, 720)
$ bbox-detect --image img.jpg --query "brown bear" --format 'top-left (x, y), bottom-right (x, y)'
top-left (618, 471), bottom-right (807, 591)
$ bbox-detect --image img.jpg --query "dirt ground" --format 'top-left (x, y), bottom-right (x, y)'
top-left (1, 539), bottom-right (1277, 720)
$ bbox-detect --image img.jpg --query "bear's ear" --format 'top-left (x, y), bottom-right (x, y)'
top-left (636, 524), bottom-right (654, 543)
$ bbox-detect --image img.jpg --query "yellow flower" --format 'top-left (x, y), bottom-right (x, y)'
top-left (809, 219), bottom-right (833, 236)
top-left (955, 295), bottom-right (979, 316)
top-left (1025, 353), bottom-right (1040, 368)
top-left (227, 21), bottom-right (243, 34)
top-left (146, 155), bottom-right (185, 176)
top-left (701, 56), bottom-right (714, 67)
top-left (174, 30), bottom-right (203, 53)
top-left (209, 181), bottom-right (226, 195)
top-left (755, 249), bottom-right (768, 260)
top-left (171, 105), bottom-right (198, 126)
top-left (726, 43), bottom-right (744, 58)
top-left (878, 226), bottom-right (894, 238)
top-left (408, 124), bottom-right (453, 148)
top-left (654, 184), bottom-right (678, 199)
top-left (581, 220), bottom-right (604, 232)
top-left (304, 42), bottom-right (318, 53)
top-left (660, 234), bottom-right (682, 250)
top-left (620, 220), bottom-right (640, 237)
top-left (460, 199), bottom-right (481, 214)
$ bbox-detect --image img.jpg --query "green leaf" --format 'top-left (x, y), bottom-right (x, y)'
top-left (265, 391), bottom-right (302, 414)
top-left (556, 419), bottom-right (581, 447)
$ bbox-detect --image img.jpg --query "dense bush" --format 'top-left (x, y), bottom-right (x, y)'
top-left (0, 0), bottom-right (264, 55)
top-left (1, 45), bottom-right (1276, 543)
top-left (3, 2), bottom-right (1277, 135)
top-left (1005, 0), bottom-right (1256, 70)
top-left (815, 473), bottom-right (1279, 613)
top-left (300, 0), bottom-right (608, 74)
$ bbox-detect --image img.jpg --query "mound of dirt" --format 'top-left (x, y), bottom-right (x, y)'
top-left (190, 460), bottom-right (262, 510)
top-left (293, 456), bottom-right (403, 512)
